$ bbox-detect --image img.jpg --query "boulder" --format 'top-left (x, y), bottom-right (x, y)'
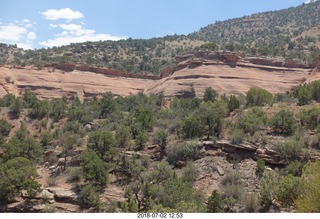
top-left (47, 187), bottom-right (78, 205)
top-left (32, 204), bottom-right (46, 212)
top-left (253, 149), bottom-right (286, 165)
top-left (38, 189), bottom-right (55, 201)
top-left (216, 166), bottom-right (225, 176)
top-left (84, 123), bottom-right (92, 131)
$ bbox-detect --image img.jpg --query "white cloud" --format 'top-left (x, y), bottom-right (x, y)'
top-left (59, 23), bottom-right (82, 31)
top-left (27, 32), bottom-right (37, 41)
top-left (0, 20), bottom-right (37, 50)
top-left (41, 8), bottom-right (84, 21)
top-left (40, 23), bottom-right (126, 47)
top-left (22, 19), bottom-right (31, 23)
top-left (0, 24), bottom-right (28, 42)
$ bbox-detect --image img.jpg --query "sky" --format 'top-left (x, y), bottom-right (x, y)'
top-left (0, 0), bottom-right (314, 50)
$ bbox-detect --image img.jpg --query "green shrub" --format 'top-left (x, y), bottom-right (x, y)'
top-left (272, 139), bottom-right (308, 162)
top-left (166, 141), bottom-right (201, 166)
top-left (153, 129), bottom-right (168, 158)
top-left (182, 161), bottom-right (197, 185)
top-left (203, 87), bottom-right (218, 102)
top-left (87, 130), bottom-right (116, 162)
top-left (181, 113), bottom-right (203, 139)
top-left (0, 118), bottom-right (12, 144)
top-left (79, 184), bottom-right (101, 209)
top-left (236, 107), bottom-right (267, 135)
top-left (80, 151), bottom-right (109, 185)
top-left (158, 177), bottom-right (202, 210)
top-left (295, 84), bottom-right (312, 106)
top-left (230, 129), bottom-right (245, 144)
top-left (40, 131), bottom-right (53, 147)
top-left (300, 107), bottom-right (320, 130)
top-left (3, 136), bottom-right (43, 163)
top-left (228, 95), bottom-right (240, 113)
top-left (259, 171), bottom-right (281, 208)
top-left (9, 97), bottom-right (25, 118)
top-left (276, 174), bottom-right (301, 208)
top-left (295, 161), bottom-right (320, 212)
top-left (135, 131), bottom-right (148, 150)
top-left (269, 109), bottom-right (296, 134)
top-left (220, 169), bottom-right (243, 187)
top-left (206, 190), bottom-right (224, 213)
top-left (0, 94), bottom-right (16, 107)
top-left (46, 177), bottom-right (57, 187)
top-left (115, 124), bottom-right (132, 148)
top-left (0, 157), bottom-right (41, 202)
top-left (246, 87), bottom-right (273, 107)
top-left (256, 159), bottom-right (265, 177)
top-left (220, 170), bottom-right (245, 207)
top-left (241, 193), bottom-right (260, 212)
top-left (285, 161), bottom-right (304, 177)
top-left (29, 100), bottom-right (50, 119)
top-left (221, 182), bottom-right (245, 202)
top-left (67, 167), bottom-right (83, 183)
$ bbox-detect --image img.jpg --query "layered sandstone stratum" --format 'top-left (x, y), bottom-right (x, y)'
top-left (1, 52), bottom-right (320, 100)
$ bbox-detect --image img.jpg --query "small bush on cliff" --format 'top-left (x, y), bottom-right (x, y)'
top-left (236, 107), bottom-right (267, 135)
top-left (3, 135), bottom-right (43, 163)
top-left (295, 84), bottom-right (312, 106)
top-left (87, 130), bottom-right (116, 162)
top-left (166, 141), bottom-right (201, 166)
top-left (153, 129), bottom-right (168, 159)
top-left (228, 95), bottom-right (240, 113)
top-left (206, 190), bottom-right (224, 213)
top-left (300, 107), bottom-right (320, 130)
top-left (79, 184), bottom-right (101, 210)
top-left (256, 159), bottom-right (265, 177)
top-left (203, 87), bottom-right (218, 103)
top-left (0, 118), bottom-right (12, 144)
top-left (80, 151), bottom-right (109, 185)
top-left (246, 87), bottom-right (273, 107)
top-left (230, 128), bottom-right (245, 144)
top-left (272, 139), bottom-right (308, 162)
top-left (9, 97), bottom-right (25, 118)
top-left (0, 93), bottom-right (16, 107)
top-left (269, 109), bottom-right (297, 135)
top-left (0, 157), bottom-right (41, 203)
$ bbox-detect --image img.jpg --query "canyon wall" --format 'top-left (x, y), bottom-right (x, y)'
top-left (50, 64), bottom-right (160, 80)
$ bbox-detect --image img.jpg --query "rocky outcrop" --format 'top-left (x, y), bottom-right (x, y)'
top-left (312, 57), bottom-right (320, 71)
top-left (203, 140), bottom-right (287, 165)
top-left (145, 51), bottom-right (317, 99)
top-left (55, 64), bottom-right (75, 72)
top-left (51, 64), bottom-right (160, 80)
top-left (176, 52), bottom-right (312, 71)
top-left (0, 65), bottom-right (155, 101)
top-left (253, 148), bottom-right (286, 165)
top-left (47, 187), bottom-right (78, 205)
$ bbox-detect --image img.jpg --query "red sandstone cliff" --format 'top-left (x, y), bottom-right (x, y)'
top-left (1, 52), bottom-right (320, 101)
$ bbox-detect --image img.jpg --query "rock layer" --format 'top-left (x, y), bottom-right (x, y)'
top-left (1, 52), bottom-right (320, 100)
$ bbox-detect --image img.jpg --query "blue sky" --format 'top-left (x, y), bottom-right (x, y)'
top-left (0, 0), bottom-right (312, 49)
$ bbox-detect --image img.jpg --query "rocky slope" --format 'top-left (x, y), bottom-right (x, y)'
top-left (146, 52), bottom-right (320, 98)
top-left (0, 65), bottom-right (156, 101)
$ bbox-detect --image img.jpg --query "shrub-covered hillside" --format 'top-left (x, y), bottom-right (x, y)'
top-left (1, 1), bottom-right (320, 75)
top-left (1, 82), bottom-right (320, 212)
top-left (190, 1), bottom-right (320, 63)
